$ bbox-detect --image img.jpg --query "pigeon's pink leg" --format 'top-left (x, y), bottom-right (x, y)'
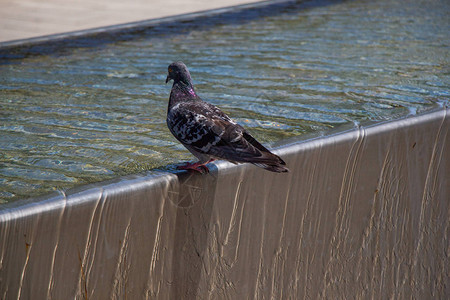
top-left (177, 159), bottom-right (215, 173)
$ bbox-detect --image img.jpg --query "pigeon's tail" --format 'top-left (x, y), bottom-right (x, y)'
top-left (239, 132), bottom-right (289, 173)
top-left (253, 162), bottom-right (289, 173)
top-left (250, 152), bottom-right (289, 173)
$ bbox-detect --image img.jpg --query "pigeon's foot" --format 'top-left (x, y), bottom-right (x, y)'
top-left (177, 159), bottom-right (215, 174)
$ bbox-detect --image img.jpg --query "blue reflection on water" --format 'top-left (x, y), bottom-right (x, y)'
top-left (0, 0), bottom-right (449, 203)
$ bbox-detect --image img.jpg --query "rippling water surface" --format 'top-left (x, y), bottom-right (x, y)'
top-left (0, 0), bottom-right (449, 203)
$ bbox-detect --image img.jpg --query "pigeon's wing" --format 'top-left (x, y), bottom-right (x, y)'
top-left (167, 102), bottom-right (286, 167)
top-left (167, 102), bottom-right (224, 154)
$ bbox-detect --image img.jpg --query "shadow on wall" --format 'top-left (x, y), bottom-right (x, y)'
top-left (168, 170), bottom-right (219, 299)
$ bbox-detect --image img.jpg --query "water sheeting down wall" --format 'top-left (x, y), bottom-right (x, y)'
top-left (0, 108), bottom-right (448, 299)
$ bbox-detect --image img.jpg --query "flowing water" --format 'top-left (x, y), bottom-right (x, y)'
top-left (0, 0), bottom-right (448, 203)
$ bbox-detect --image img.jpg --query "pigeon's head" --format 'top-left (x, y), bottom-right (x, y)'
top-left (166, 61), bottom-right (192, 85)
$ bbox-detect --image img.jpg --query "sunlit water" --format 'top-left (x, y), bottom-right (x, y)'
top-left (0, 0), bottom-right (449, 203)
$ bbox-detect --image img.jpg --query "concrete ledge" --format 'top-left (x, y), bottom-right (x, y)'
top-left (0, 0), bottom-right (297, 54)
top-left (1, 108), bottom-right (448, 299)
top-left (0, 0), bottom-right (266, 43)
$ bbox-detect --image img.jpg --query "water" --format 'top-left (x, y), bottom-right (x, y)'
top-left (0, 0), bottom-right (449, 203)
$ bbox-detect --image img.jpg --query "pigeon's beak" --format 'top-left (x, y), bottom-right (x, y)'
top-left (165, 75), bottom-right (171, 84)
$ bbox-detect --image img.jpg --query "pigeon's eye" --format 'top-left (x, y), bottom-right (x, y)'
top-left (168, 67), bottom-right (173, 73)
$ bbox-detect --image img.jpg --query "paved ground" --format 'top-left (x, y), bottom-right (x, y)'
top-left (0, 0), bottom-right (262, 43)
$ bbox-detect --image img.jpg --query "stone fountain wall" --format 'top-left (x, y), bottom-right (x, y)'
top-left (1, 108), bottom-right (448, 299)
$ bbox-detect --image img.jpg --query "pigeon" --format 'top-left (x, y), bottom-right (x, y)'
top-left (165, 61), bottom-right (289, 173)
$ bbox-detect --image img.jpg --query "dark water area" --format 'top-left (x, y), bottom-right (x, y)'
top-left (0, 0), bottom-right (448, 203)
